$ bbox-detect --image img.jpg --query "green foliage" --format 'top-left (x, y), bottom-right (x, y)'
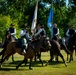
top-left (0, 14), bottom-right (20, 41)
top-left (0, 15), bottom-right (12, 40)
top-left (68, 13), bottom-right (76, 28)
top-left (0, 0), bottom-right (76, 38)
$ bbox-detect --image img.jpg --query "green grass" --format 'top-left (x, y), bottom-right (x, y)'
top-left (0, 49), bottom-right (76, 75)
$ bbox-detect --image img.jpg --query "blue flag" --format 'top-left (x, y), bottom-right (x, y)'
top-left (47, 8), bottom-right (53, 28)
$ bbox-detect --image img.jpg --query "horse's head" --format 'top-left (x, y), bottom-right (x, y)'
top-left (52, 35), bottom-right (59, 41)
top-left (5, 30), bottom-right (11, 39)
top-left (40, 37), bottom-right (51, 50)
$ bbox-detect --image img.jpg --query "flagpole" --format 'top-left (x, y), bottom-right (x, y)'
top-left (31, 0), bottom-right (38, 35)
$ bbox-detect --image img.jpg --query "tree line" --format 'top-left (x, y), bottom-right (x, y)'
top-left (0, 0), bottom-right (76, 41)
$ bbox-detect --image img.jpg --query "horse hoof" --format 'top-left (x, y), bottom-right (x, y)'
top-left (45, 64), bottom-right (47, 66)
top-left (65, 62), bottom-right (67, 67)
top-left (16, 66), bottom-right (18, 70)
top-left (0, 64), bottom-right (2, 68)
top-left (29, 67), bottom-right (33, 70)
top-left (42, 63), bottom-right (44, 66)
top-left (69, 60), bottom-right (71, 63)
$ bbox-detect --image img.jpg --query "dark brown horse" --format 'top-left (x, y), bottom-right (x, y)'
top-left (51, 35), bottom-right (71, 62)
top-left (45, 39), bottom-right (70, 66)
top-left (65, 33), bottom-right (76, 62)
top-left (0, 37), bottom-right (50, 70)
top-left (0, 30), bottom-right (16, 62)
top-left (35, 37), bottom-right (70, 67)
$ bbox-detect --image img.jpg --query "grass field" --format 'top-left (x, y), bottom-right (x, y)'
top-left (0, 49), bottom-right (76, 75)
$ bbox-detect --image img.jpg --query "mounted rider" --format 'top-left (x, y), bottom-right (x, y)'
top-left (51, 23), bottom-right (60, 41)
top-left (66, 25), bottom-right (76, 37)
top-left (7, 24), bottom-right (17, 41)
top-left (34, 24), bottom-right (46, 38)
top-left (66, 25), bottom-right (76, 42)
top-left (20, 24), bottom-right (29, 54)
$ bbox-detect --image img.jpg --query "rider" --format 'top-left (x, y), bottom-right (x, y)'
top-left (34, 24), bottom-right (46, 38)
top-left (20, 23), bottom-right (28, 54)
top-left (66, 25), bottom-right (76, 37)
top-left (51, 23), bottom-right (59, 41)
top-left (66, 25), bottom-right (76, 41)
top-left (7, 24), bottom-right (17, 41)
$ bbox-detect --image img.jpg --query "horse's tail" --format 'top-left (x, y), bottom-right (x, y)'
top-left (61, 43), bottom-right (71, 54)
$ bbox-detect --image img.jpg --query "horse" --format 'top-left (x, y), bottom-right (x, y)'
top-left (50, 35), bottom-right (72, 61)
top-left (0, 42), bottom-right (4, 48)
top-left (0, 30), bottom-right (15, 62)
top-left (0, 36), bottom-right (50, 70)
top-left (45, 39), bottom-right (70, 66)
top-left (35, 36), bottom-right (70, 67)
top-left (65, 33), bottom-right (76, 62)
top-left (34, 37), bottom-right (51, 63)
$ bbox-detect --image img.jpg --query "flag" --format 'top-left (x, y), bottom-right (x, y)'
top-left (47, 8), bottom-right (53, 28)
top-left (31, 1), bottom-right (38, 35)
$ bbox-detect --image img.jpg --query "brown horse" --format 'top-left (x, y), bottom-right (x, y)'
top-left (0, 37), bottom-right (50, 70)
top-left (35, 37), bottom-right (70, 67)
top-left (45, 39), bottom-right (69, 66)
top-left (0, 30), bottom-right (16, 62)
top-left (51, 36), bottom-right (71, 62)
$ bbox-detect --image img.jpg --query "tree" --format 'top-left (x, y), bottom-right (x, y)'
top-left (0, 0), bottom-right (76, 38)
top-left (0, 15), bottom-right (12, 41)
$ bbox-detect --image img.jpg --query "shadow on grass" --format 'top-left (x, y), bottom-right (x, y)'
top-left (0, 67), bottom-right (16, 71)
top-left (0, 59), bottom-right (68, 71)
top-left (0, 67), bottom-right (30, 71)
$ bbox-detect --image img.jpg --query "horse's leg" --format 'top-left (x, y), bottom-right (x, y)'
top-left (12, 55), bottom-right (14, 62)
top-left (1, 52), bottom-right (5, 62)
top-left (0, 49), bottom-right (7, 62)
top-left (45, 52), bottom-right (53, 66)
top-left (56, 55), bottom-right (58, 62)
top-left (34, 54), bottom-right (37, 62)
top-left (0, 53), bottom-right (12, 67)
top-left (75, 50), bottom-right (76, 56)
top-left (37, 53), bottom-right (44, 66)
top-left (69, 54), bottom-right (73, 62)
top-left (34, 52), bottom-right (41, 62)
top-left (24, 59), bottom-right (28, 66)
top-left (67, 54), bottom-right (69, 61)
top-left (0, 49), bottom-right (4, 56)
top-left (58, 53), bottom-right (67, 67)
top-left (16, 59), bottom-right (25, 69)
top-left (49, 51), bottom-right (54, 62)
top-left (75, 46), bottom-right (76, 56)
top-left (29, 58), bottom-right (33, 70)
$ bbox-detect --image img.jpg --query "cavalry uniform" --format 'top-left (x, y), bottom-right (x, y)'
top-left (52, 26), bottom-right (59, 41)
top-left (8, 24), bottom-right (17, 41)
top-left (35, 27), bottom-right (46, 38)
top-left (20, 24), bottom-right (29, 54)
top-left (66, 29), bottom-right (76, 37)
top-left (66, 27), bottom-right (76, 44)
top-left (52, 27), bottom-right (59, 36)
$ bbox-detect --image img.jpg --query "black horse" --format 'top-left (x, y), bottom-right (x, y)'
top-left (65, 33), bottom-right (76, 62)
